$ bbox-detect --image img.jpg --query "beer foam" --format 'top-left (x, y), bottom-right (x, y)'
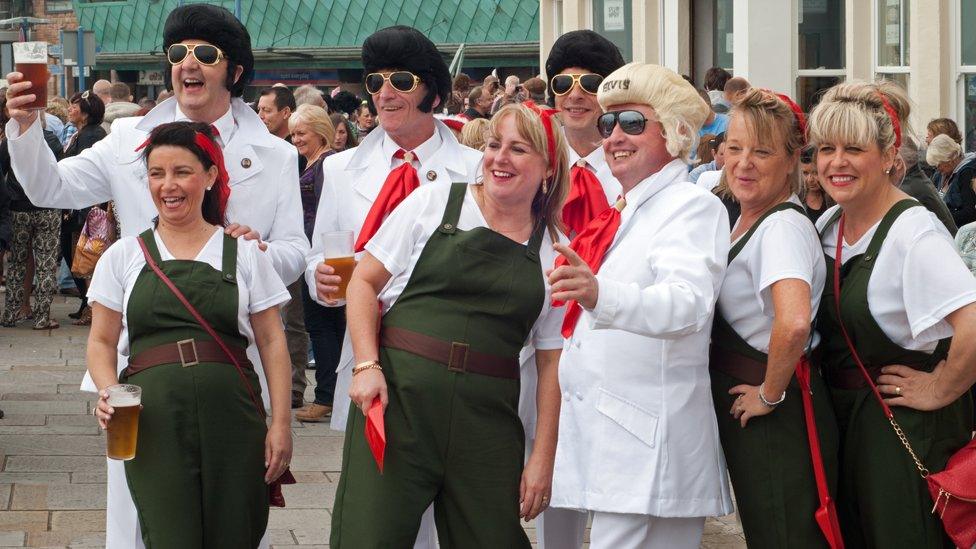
top-left (107, 393), bottom-right (140, 406)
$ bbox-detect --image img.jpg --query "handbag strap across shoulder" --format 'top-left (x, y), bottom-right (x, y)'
top-left (136, 234), bottom-right (266, 420)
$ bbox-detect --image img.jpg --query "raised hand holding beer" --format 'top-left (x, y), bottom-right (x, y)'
top-left (5, 41), bottom-right (50, 132)
top-left (315, 230), bottom-right (356, 305)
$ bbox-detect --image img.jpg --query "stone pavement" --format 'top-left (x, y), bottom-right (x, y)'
top-left (0, 295), bottom-right (745, 548)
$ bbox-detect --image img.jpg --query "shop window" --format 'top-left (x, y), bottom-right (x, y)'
top-left (592, 0), bottom-right (632, 62)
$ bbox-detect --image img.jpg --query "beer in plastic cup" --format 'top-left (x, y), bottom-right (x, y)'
top-left (105, 384), bottom-right (141, 461)
top-left (321, 230), bottom-right (355, 301)
top-left (12, 42), bottom-right (49, 111)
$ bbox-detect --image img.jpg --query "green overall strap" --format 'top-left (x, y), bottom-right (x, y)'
top-left (818, 207), bottom-right (843, 238)
top-left (438, 183), bottom-right (467, 235)
top-left (138, 228), bottom-right (163, 265)
top-left (221, 233), bottom-right (237, 285)
top-left (713, 201), bottom-right (809, 362)
top-left (525, 221), bottom-right (545, 261)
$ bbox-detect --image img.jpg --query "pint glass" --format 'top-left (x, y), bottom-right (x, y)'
top-left (321, 230), bottom-right (355, 301)
top-left (105, 384), bottom-right (141, 461)
top-left (12, 42), bottom-right (49, 111)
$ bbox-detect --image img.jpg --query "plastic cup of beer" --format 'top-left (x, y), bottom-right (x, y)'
top-left (105, 384), bottom-right (141, 461)
top-left (12, 42), bottom-right (49, 111)
top-left (322, 230), bottom-right (355, 301)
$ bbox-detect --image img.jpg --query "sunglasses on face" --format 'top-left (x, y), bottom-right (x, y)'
top-left (364, 71), bottom-right (421, 95)
top-left (550, 73), bottom-right (603, 96)
top-left (167, 43), bottom-right (226, 66)
top-left (597, 110), bottom-right (650, 138)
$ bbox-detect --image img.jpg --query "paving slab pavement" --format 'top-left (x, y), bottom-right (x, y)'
top-left (0, 295), bottom-right (746, 547)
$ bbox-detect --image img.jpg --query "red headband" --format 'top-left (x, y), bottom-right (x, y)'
top-left (876, 93), bottom-right (902, 149)
top-left (521, 101), bottom-right (560, 173)
top-left (136, 130), bottom-right (231, 223)
top-left (772, 92), bottom-right (808, 147)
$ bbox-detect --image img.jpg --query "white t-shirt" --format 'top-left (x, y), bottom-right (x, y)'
top-left (718, 196), bottom-right (825, 352)
top-left (817, 204), bottom-right (976, 351)
top-left (88, 228), bottom-right (291, 369)
top-left (698, 169), bottom-right (722, 192)
top-left (366, 183), bottom-right (565, 351)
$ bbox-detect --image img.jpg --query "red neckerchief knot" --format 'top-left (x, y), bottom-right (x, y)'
top-left (354, 148), bottom-right (421, 253)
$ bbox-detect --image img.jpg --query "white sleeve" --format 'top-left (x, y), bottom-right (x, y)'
top-left (590, 195), bottom-right (730, 338)
top-left (902, 230), bottom-right (976, 341)
top-left (754, 217), bottom-right (817, 314)
top-left (304, 160), bottom-right (340, 305)
top-left (86, 239), bottom-right (131, 313)
top-left (6, 117), bottom-right (115, 209)
top-left (364, 188), bottom-right (436, 279)
top-left (241, 239), bottom-right (291, 314)
top-left (531, 299), bottom-right (565, 350)
top-left (255, 147), bottom-right (309, 286)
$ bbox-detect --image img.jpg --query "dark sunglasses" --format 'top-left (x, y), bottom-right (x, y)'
top-left (550, 73), bottom-right (603, 96)
top-left (364, 71), bottom-right (421, 95)
top-left (167, 43), bottom-right (226, 66)
top-left (597, 110), bottom-right (650, 138)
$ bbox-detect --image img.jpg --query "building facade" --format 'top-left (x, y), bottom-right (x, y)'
top-left (542, 0), bottom-right (976, 150)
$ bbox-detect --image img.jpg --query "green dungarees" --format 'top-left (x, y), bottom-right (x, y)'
top-left (120, 229), bottom-right (269, 548)
top-left (710, 202), bottom-right (840, 549)
top-left (330, 183), bottom-right (545, 549)
top-left (819, 200), bottom-right (973, 549)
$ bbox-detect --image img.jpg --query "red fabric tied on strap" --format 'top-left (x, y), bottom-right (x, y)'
top-left (355, 149), bottom-right (421, 252)
top-left (365, 396), bottom-right (386, 473)
top-left (553, 197), bottom-right (625, 337)
top-left (563, 163), bottom-right (611, 236)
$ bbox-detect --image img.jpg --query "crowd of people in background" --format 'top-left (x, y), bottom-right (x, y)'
top-left (0, 5), bottom-right (974, 548)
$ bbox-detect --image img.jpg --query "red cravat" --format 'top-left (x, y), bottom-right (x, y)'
top-left (355, 149), bottom-right (421, 252)
top-left (563, 160), bottom-right (611, 236)
top-left (555, 196), bottom-right (627, 337)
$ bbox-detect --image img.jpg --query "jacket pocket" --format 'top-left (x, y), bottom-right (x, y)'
top-left (595, 388), bottom-right (659, 448)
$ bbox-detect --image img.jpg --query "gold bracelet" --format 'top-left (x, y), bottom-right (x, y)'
top-left (352, 360), bottom-right (382, 376)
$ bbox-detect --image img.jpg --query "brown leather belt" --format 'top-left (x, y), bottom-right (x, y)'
top-left (709, 345), bottom-right (822, 386)
top-left (380, 326), bottom-right (520, 380)
top-left (123, 338), bottom-right (252, 378)
top-left (823, 362), bottom-right (926, 390)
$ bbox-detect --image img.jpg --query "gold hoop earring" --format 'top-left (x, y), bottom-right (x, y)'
top-left (542, 179), bottom-right (548, 195)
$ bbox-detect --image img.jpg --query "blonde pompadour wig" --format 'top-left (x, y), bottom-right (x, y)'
top-left (597, 62), bottom-right (711, 162)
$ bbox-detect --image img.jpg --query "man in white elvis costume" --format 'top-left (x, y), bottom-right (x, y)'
top-left (304, 25), bottom-right (482, 549)
top-left (3, 5), bottom-right (307, 547)
top-left (546, 62), bottom-right (734, 548)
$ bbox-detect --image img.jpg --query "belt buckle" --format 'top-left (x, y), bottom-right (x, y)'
top-left (177, 339), bottom-right (199, 367)
top-left (448, 342), bottom-right (468, 373)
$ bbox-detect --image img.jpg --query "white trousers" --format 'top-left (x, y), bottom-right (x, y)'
top-left (413, 506), bottom-right (437, 549)
top-left (589, 512), bottom-right (704, 549)
top-left (536, 506), bottom-right (587, 549)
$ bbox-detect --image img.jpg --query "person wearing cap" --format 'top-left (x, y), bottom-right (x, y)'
top-left (547, 63), bottom-right (733, 548)
top-left (304, 24), bottom-right (482, 548)
top-left (3, 4), bottom-right (307, 547)
top-left (330, 101), bottom-right (567, 548)
top-left (710, 88), bottom-right (840, 547)
top-left (810, 81), bottom-right (976, 548)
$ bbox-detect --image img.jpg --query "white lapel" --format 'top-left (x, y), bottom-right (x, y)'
top-left (609, 160), bottom-right (688, 251)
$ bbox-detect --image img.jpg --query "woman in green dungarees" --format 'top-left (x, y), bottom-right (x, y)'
top-left (711, 88), bottom-right (839, 548)
top-left (87, 122), bottom-right (293, 548)
top-left (329, 103), bottom-right (569, 548)
top-left (808, 82), bottom-right (976, 548)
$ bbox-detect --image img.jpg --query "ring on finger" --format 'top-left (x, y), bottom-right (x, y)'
top-left (895, 386), bottom-right (902, 395)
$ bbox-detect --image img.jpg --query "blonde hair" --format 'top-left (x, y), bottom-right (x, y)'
top-left (729, 88), bottom-right (806, 195)
top-left (807, 80), bottom-right (911, 153)
top-left (597, 62), bottom-right (710, 162)
top-left (486, 103), bottom-right (570, 236)
top-left (460, 118), bottom-right (489, 150)
top-left (926, 134), bottom-right (962, 166)
top-left (46, 96), bottom-right (69, 123)
top-left (288, 104), bottom-right (335, 148)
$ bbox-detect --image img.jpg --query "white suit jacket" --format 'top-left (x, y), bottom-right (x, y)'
top-left (551, 160), bottom-right (735, 517)
top-left (303, 120), bottom-right (482, 431)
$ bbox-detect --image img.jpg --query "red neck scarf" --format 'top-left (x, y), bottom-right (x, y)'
top-left (554, 196), bottom-right (626, 337)
top-left (563, 159), bottom-right (611, 236)
top-left (355, 149), bottom-right (421, 252)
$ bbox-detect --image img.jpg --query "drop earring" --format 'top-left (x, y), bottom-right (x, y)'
top-left (542, 179), bottom-right (548, 194)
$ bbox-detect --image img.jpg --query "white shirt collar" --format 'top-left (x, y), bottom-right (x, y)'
top-left (381, 127), bottom-right (443, 169)
top-left (174, 103), bottom-right (236, 145)
top-left (568, 144), bottom-right (608, 173)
